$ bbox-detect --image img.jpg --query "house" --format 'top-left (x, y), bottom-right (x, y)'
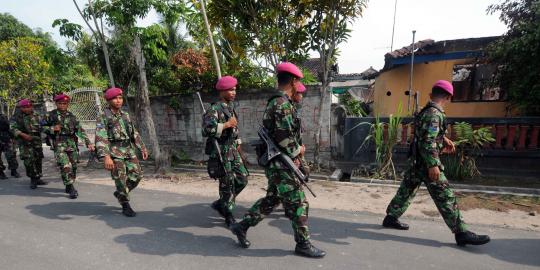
top-left (373, 36), bottom-right (510, 117)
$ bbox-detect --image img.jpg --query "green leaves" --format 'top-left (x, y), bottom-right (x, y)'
top-left (52, 19), bottom-right (83, 41)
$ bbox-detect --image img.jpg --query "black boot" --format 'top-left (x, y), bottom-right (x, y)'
top-left (211, 200), bottom-right (227, 218)
top-left (11, 170), bottom-right (21, 178)
top-left (224, 215), bottom-right (236, 228)
top-left (113, 191), bottom-right (120, 199)
top-left (0, 171), bottom-right (7, 180)
top-left (295, 240), bottom-right (326, 258)
top-left (67, 184), bottom-right (78, 199)
top-left (121, 202), bottom-right (137, 217)
top-left (30, 178), bottom-right (37, 189)
top-left (382, 215), bottom-right (409, 230)
top-left (230, 221), bottom-right (251, 248)
top-left (455, 231), bottom-right (490, 246)
top-left (35, 178), bottom-right (48, 186)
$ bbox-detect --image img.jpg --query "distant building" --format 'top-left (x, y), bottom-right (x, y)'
top-left (373, 36), bottom-right (510, 117)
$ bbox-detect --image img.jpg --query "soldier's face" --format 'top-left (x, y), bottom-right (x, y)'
top-left (292, 92), bottom-right (303, 103)
top-left (108, 95), bottom-right (123, 110)
top-left (220, 88), bottom-right (236, 102)
top-left (56, 101), bottom-right (69, 111)
top-left (20, 106), bottom-right (33, 114)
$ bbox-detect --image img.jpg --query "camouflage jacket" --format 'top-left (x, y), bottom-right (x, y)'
top-left (413, 101), bottom-right (447, 169)
top-left (202, 101), bottom-right (242, 160)
top-left (263, 93), bottom-right (302, 168)
top-left (44, 109), bottom-right (91, 152)
top-left (0, 113), bottom-right (11, 143)
top-left (95, 107), bottom-right (146, 159)
top-left (9, 111), bottom-right (43, 147)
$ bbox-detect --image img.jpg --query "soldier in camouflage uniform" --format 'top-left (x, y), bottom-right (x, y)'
top-left (95, 87), bottom-right (148, 217)
top-left (0, 112), bottom-right (20, 179)
top-left (9, 99), bottom-right (46, 189)
top-left (382, 80), bottom-right (490, 246)
top-left (44, 94), bottom-right (95, 199)
top-left (202, 75), bottom-right (249, 228)
top-left (231, 62), bottom-right (325, 258)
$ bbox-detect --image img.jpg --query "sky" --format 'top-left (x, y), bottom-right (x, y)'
top-left (1, 0), bottom-right (508, 74)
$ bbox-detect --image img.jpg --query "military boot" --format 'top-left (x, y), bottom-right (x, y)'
top-left (455, 231), bottom-right (490, 246)
top-left (230, 221), bottom-right (251, 248)
top-left (35, 178), bottom-right (48, 186)
top-left (382, 215), bottom-right (409, 230)
top-left (211, 200), bottom-right (227, 218)
top-left (30, 178), bottom-right (38, 189)
top-left (121, 202), bottom-right (136, 217)
top-left (0, 171), bottom-right (7, 180)
top-left (224, 214), bottom-right (236, 228)
top-left (67, 184), bottom-right (78, 199)
top-left (294, 240), bottom-right (326, 258)
top-left (11, 170), bottom-right (21, 178)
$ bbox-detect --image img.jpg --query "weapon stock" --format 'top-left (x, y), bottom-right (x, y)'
top-left (257, 127), bottom-right (316, 197)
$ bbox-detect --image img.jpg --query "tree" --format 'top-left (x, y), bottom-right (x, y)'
top-left (0, 13), bottom-right (34, 42)
top-left (487, 0), bottom-right (540, 115)
top-left (0, 37), bottom-right (52, 115)
top-left (307, 0), bottom-right (368, 169)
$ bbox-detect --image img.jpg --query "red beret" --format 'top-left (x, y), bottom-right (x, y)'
top-left (18, 99), bottom-right (32, 107)
top-left (216, 76), bottom-right (238, 91)
top-left (276, 62), bottom-right (303, 78)
top-left (432, 80), bottom-right (454, 96)
top-left (295, 82), bottom-right (306, 93)
top-left (53, 93), bottom-right (70, 102)
top-left (104, 87), bottom-right (123, 100)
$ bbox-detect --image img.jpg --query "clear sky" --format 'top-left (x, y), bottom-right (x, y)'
top-left (1, 0), bottom-right (508, 74)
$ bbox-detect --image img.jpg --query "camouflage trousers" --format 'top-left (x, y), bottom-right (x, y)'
top-left (386, 168), bottom-right (468, 233)
top-left (54, 149), bottom-right (78, 186)
top-left (19, 145), bottom-right (43, 179)
top-left (111, 156), bottom-right (142, 203)
top-left (216, 159), bottom-right (249, 217)
top-left (0, 141), bottom-right (18, 171)
top-left (241, 167), bottom-right (310, 243)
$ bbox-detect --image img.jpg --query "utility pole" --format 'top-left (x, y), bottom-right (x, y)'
top-left (408, 30), bottom-right (416, 112)
top-left (390, 0), bottom-right (398, 52)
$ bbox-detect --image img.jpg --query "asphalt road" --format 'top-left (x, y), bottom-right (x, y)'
top-left (1, 175), bottom-right (539, 270)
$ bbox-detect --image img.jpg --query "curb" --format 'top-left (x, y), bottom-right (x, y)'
top-left (169, 164), bottom-right (540, 197)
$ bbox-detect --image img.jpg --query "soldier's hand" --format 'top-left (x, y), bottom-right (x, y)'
top-left (299, 145), bottom-right (306, 157)
top-left (443, 137), bottom-right (456, 154)
top-left (142, 150), bottom-right (149, 160)
top-left (428, 166), bottom-right (440, 181)
top-left (224, 116), bottom-right (238, 129)
top-left (53, 124), bottom-right (61, 132)
top-left (88, 144), bottom-right (95, 152)
top-left (293, 158), bottom-right (301, 168)
top-left (19, 133), bottom-right (33, 142)
top-left (104, 155), bottom-right (115, 171)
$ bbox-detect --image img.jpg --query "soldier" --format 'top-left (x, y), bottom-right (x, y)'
top-left (230, 62), bottom-right (326, 258)
top-left (10, 99), bottom-right (46, 189)
top-left (202, 76), bottom-right (249, 228)
top-left (95, 87), bottom-right (148, 217)
top-left (382, 80), bottom-right (491, 246)
top-left (44, 94), bottom-right (95, 199)
top-left (0, 111), bottom-right (20, 179)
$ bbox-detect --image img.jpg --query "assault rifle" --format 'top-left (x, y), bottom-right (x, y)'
top-left (257, 126), bottom-right (316, 197)
top-left (196, 92), bottom-right (228, 180)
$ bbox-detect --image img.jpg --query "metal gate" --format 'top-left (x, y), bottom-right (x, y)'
top-left (65, 87), bottom-right (105, 142)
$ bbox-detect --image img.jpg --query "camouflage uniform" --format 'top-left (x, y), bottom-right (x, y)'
top-left (44, 109), bottom-right (91, 186)
top-left (239, 93), bottom-right (310, 243)
top-left (10, 111), bottom-right (43, 179)
top-left (0, 113), bottom-right (18, 173)
top-left (386, 101), bottom-right (467, 233)
top-left (202, 101), bottom-right (249, 218)
top-left (95, 107), bottom-right (146, 203)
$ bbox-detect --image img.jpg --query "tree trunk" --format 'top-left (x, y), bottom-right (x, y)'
top-left (99, 37), bottom-right (115, 87)
top-left (132, 35), bottom-right (169, 173)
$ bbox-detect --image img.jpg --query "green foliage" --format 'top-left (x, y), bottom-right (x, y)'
top-left (442, 122), bottom-right (495, 180)
top-left (0, 37), bottom-right (52, 108)
top-left (487, 0), bottom-right (540, 115)
top-left (0, 13), bottom-right (33, 42)
top-left (364, 103), bottom-right (402, 180)
top-left (339, 92), bottom-right (366, 117)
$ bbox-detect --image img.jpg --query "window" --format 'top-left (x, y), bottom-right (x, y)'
top-left (452, 64), bottom-right (506, 102)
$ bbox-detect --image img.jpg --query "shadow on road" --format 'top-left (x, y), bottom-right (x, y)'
top-left (25, 201), bottom-right (292, 258)
top-left (0, 178), bottom-right (68, 199)
top-left (268, 215), bottom-right (540, 267)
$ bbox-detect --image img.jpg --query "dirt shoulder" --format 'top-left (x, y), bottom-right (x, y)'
top-left (76, 165), bottom-right (540, 232)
